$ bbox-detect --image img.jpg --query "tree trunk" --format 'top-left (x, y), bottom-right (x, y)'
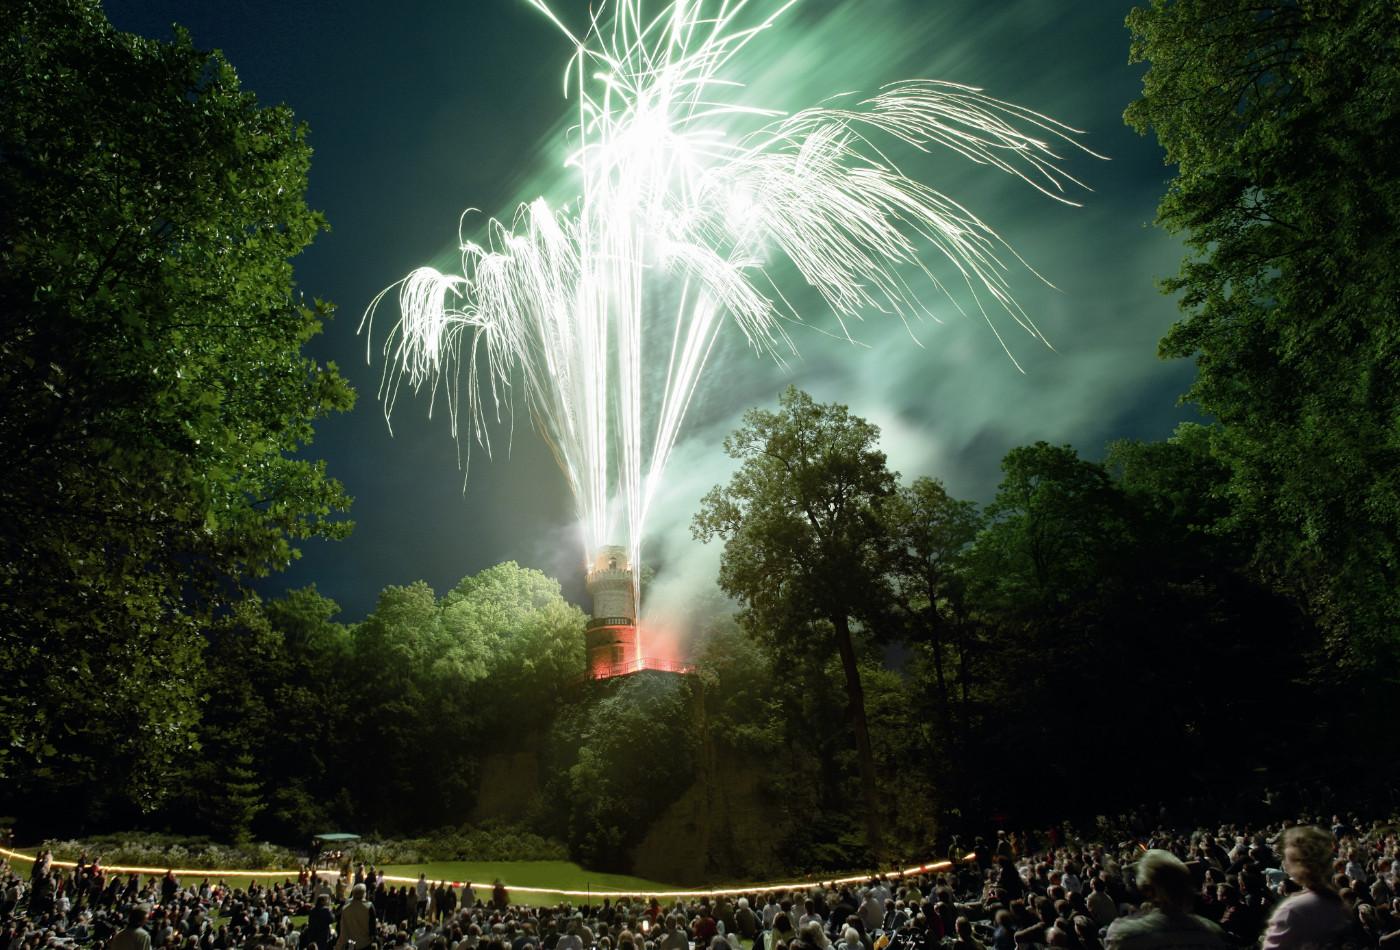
top-left (929, 619), bottom-right (952, 751)
top-left (833, 613), bottom-right (881, 861)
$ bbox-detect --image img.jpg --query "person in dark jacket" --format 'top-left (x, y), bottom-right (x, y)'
top-left (304, 894), bottom-right (336, 950)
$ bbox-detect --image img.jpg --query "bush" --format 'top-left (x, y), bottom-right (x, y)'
top-left (425, 821), bottom-right (567, 861)
top-left (344, 821), bottom-right (567, 866)
top-left (42, 833), bottom-right (297, 871)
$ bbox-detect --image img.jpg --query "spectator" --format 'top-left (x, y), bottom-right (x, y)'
top-left (337, 883), bottom-right (377, 950)
top-left (304, 894), bottom-right (336, 950)
top-left (1085, 878), bottom-right (1116, 930)
top-left (1103, 850), bottom-right (1224, 950)
top-left (109, 904), bottom-right (154, 950)
top-left (1261, 826), bottom-right (1352, 950)
top-left (736, 899), bottom-right (759, 939)
top-left (952, 917), bottom-right (985, 950)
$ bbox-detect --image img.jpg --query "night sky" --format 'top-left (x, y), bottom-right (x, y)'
top-left (101, 0), bottom-right (1196, 625)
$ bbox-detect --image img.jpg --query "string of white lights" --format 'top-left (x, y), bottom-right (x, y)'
top-left (0, 845), bottom-right (968, 899)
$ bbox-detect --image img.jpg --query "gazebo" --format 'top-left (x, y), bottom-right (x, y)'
top-left (310, 832), bottom-right (360, 868)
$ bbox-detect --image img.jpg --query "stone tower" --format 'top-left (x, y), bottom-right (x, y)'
top-left (584, 545), bottom-right (639, 679)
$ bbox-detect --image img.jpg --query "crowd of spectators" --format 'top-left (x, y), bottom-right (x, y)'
top-left (3, 814), bottom-right (1397, 950)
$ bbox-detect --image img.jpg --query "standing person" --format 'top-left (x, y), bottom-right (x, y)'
top-left (1104, 851), bottom-right (1224, 950)
top-left (1261, 826), bottom-right (1351, 950)
top-left (304, 894), bottom-right (336, 950)
top-left (109, 905), bottom-right (153, 950)
top-left (337, 883), bottom-right (377, 950)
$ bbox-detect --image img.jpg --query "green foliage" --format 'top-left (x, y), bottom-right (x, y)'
top-left (693, 386), bottom-right (895, 858)
top-left (418, 821), bottom-right (568, 862)
top-left (880, 477), bottom-right (983, 793)
top-left (42, 834), bottom-right (296, 871)
top-left (442, 563), bottom-right (588, 737)
top-left (547, 672), bottom-right (698, 871)
top-left (970, 442), bottom-right (1130, 612)
top-left (948, 437), bottom-right (1316, 819)
top-left (1125, 0), bottom-right (1400, 669)
top-left (180, 589), bottom-right (348, 843)
top-left (0, 0), bottom-right (353, 795)
top-left (693, 387), bottom-right (895, 642)
top-left (690, 614), bottom-right (782, 756)
top-left (336, 824), bottom-right (568, 865)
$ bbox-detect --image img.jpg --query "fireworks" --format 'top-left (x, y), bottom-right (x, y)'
top-left (363, 0), bottom-right (1099, 608)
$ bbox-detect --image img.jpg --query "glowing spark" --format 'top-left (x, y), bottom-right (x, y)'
top-left (363, 0), bottom-right (1101, 608)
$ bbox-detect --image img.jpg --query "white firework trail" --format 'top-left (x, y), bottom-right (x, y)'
top-left (363, 0), bottom-right (1103, 613)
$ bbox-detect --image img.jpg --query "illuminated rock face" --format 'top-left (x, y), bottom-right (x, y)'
top-left (585, 545), bottom-right (640, 679)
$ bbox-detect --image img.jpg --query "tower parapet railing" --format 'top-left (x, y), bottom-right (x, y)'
top-left (586, 656), bottom-right (695, 680)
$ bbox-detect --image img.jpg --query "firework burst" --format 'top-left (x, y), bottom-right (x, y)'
top-left (364, 0), bottom-right (1101, 609)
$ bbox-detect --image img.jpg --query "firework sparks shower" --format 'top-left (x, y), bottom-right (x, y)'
top-left (363, 0), bottom-right (1100, 625)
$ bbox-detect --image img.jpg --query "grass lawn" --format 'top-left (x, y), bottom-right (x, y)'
top-left (3, 852), bottom-right (677, 904)
top-left (379, 861), bottom-right (675, 904)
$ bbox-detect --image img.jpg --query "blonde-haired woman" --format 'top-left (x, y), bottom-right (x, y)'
top-left (1261, 826), bottom-right (1351, 949)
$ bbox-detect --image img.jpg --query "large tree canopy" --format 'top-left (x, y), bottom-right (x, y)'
top-left (1125, 0), bottom-right (1400, 669)
top-left (692, 386), bottom-right (895, 859)
top-left (0, 0), bottom-right (353, 792)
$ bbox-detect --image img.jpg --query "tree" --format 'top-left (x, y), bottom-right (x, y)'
top-left (441, 562), bottom-right (586, 739)
top-left (1125, 0), bottom-right (1400, 670)
top-left (344, 564), bottom-right (585, 833)
top-left (692, 386), bottom-right (895, 859)
top-left (970, 442), bottom-right (1129, 613)
top-left (0, 1), bottom-right (354, 793)
top-left (881, 478), bottom-right (983, 764)
top-left (556, 672), bottom-right (698, 870)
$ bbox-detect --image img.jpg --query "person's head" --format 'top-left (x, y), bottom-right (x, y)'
top-left (1072, 916), bottom-right (1096, 942)
top-left (1282, 826), bottom-right (1336, 891)
top-left (953, 918), bottom-right (972, 941)
top-left (1134, 850), bottom-right (1193, 912)
top-left (128, 906), bottom-right (149, 929)
top-left (353, 884), bottom-right (368, 901)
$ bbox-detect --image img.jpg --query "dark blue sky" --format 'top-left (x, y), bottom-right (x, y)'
top-left (102, 0), bottom-right (1194, 623)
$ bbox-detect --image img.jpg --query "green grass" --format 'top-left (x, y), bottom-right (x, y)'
top-left (3, 852), bottom-right (677, 904)
top-left (379, 861), bottom-right (676, 904)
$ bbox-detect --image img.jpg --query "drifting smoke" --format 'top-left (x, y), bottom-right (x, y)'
top-left (362, 0), bottom-right (1100, 617)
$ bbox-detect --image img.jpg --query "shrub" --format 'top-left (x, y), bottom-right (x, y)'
top-left (42, 833), bottom-right (296, 871)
